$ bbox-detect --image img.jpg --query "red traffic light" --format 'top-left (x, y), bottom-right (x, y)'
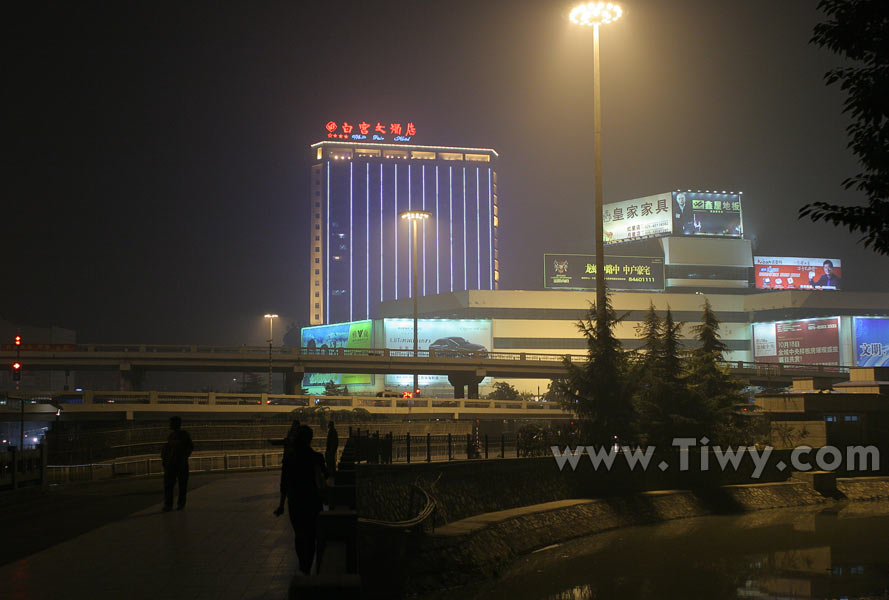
top-left (12, 362), bottom-right (21, 370)
top-left (14, 335), bottom-right (21, 346)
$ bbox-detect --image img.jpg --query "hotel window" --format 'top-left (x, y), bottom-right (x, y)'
top-left (314, 247), bottom-right (320, 252)
top-left (315, 292), bottom-right (319, 297)
top-left (825, 415), bottom-right (837, 423)
top-left (315, 269), bottom-right (320, 275)
top-left (464, 153), bottom-right (490, 162)
top-left (492, 172), bottom-right (498, 183)
top-left (315, 224), bottom-right (320, 230)
top-left (314, 314), bottom-right (320, 320)
top-left (384, 150), bottom-right (409, 159)
top-left (493, 205), bottom-right (498, 216)
top-left (315, 258), bottom-right (319, 263)
top-left (438, 152), bottom-right (463, 161)
top-left (314, 280), bottom-right (319, 286)
top-left (316, 148), bottom-right (322, 159)
top-left (493, 216), bottom-right (499, 227)
top-left (356, 148), bottom-right (381, 158)
top-left (411, 151), bottom-right (436, 160)
top-left (844, 415), bottom-right (859, 422)
top-left (315, 303), bottom-right (319, 309)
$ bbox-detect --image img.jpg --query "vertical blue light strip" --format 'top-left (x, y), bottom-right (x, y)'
top-left (366, 162), bottom-right (370, 319)
top-left (349, 161), bottom-right (353, 322)
top-left (325, 161), bottom-right (330, 323)
top-left (462, 167), bottom-right (467, 290)
top-left (394, 164), bottom-right (398, 300)
top-left (488, 168), bottom-right (493, 290)
top-left (449, 167), bottom-right (454, 293)
top-left (407, 164), bottom-right (411, 297)
top-left (476, 167), bottom-right (481, 289)
top-left (435, 166), bottom-right (440, 294)
top-left (380, 164), bottom-right (384, 303)
top-left (421, 165), bottom-right (426, 297)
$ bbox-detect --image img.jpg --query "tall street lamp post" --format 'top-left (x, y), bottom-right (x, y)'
top-left (570, 1), bottom-right (622, 323)
top-left (264, 313), bottom-right (278, 394)
top-left (399, 210), bottom-right (432, 397)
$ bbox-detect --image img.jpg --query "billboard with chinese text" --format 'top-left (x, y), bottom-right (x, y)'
top-left (754, 256), bottom-right (843, 290)
top-left (382, 319), bottom-right (492, 387)
top-left (323, 119), bottom-right (417, 143)
top-left (603, 193), bottom-right (673, 244)
top-left (300, 320), bottom-right (373, 386)
top-left (753, 317), bottom-right (840, 366)
top-left (672, 191), bottom-right (742, 237)
top-left (544, 254), bottom-right (664, 291)
top-left (853, 316), bottom-right (889, 367)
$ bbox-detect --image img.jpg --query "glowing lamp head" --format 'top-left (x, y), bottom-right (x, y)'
top-left (264, 314), bottom-right (279, 319)
top-left (570, 2), bottom-right (622, 26)
top-left (399, 210), bottom-right (432, 221)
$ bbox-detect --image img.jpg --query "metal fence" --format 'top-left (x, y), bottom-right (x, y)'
top-left (349, 431), bottom-right (519, 464)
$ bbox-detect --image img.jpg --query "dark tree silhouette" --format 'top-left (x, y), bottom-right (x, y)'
top-left (800, 0), bottom-right (889, 254)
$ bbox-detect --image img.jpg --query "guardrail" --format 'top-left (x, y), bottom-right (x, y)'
top-left (1, 446), bottom-right (48, 490)
top-left (45, 450), bottom-right (285, 485)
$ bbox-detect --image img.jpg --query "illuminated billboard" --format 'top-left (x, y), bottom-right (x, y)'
top-left (323, 119), bottom-right (417, 143)
top-left (544, 254), bottom-right (664, 291)
top-left (754, 256), bottom-right (842, 290)
top-left (382, 319), bottom-right (492, 387)
top-left (853, 317), bottom-right (889, 367)
top-left (753, 317), bottom-right (840, 366)
top-left (603, 193), bottom-right (673, 244)
top-left (672, 191), bottom-right (742, 237)
top-left (301, 320), bottom-right (373, 386)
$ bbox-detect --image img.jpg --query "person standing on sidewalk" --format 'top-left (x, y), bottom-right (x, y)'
top-left (274, 425), bottom-right (328, 575)
top-left (161, 416), bottom-right (194, 511)
top-left (325, 420), bottom-right (338, 476)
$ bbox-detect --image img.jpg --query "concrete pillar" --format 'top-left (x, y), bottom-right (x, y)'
top-left (284, 365), bottom-right (305, 395)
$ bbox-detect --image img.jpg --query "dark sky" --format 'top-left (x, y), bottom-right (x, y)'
top-left (4, 0), bottom-right (887, 345)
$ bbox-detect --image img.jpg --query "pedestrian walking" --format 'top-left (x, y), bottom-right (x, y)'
top-left (274, 425), bottom-right (328, 574)
top-left (161, 416), bottom-right (194, 511)
top-left (325, 420), bottom-right (338, 476)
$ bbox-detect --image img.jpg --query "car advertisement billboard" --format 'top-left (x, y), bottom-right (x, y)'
top-left (382, 318), bottom-right (492, 387)
top-left (300, 320), bottom-right (373, 386)
top-left (602, 193), bottom-right (673, 244)
top-left (853, 316), bottom-right (889, 367)
top-left (754, 256), bottom-right (843, 290)
top-left (544, 254), bottom-right (665, 291)
top-left (753, 317), bottom-right (841, 366)
top-left (672, 191), bottom-right (742, 238)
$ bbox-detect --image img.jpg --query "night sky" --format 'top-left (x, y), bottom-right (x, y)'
top-left (5, 0), bottom-right (887, 346)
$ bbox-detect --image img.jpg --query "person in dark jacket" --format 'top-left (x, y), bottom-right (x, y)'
top-left (161, 416), bottom-right (194, 511)
top-left (274, 425), bottom-right (328, 574)
top-left (325, 420), bottom-right (339, 476)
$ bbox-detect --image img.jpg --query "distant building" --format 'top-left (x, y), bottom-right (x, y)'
top-left (309, 139), bottom-right (499, 325)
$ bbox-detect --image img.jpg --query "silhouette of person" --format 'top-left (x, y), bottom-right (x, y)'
top-left (325, 420), bottom-right (339, 475)
top-left (161, 416), bottom-right (194, 511)
top-left (274, 425), bottom-right (328, 575)
top-left (270, 419), bottom-right (301, 447)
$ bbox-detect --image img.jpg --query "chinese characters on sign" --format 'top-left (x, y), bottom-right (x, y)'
top-left (544, 254), bottom-right (665, 291)
top-left (324, 120), bottom-right (417, 142)
top-left (853, 317), bottom-right (889, 367)
top-left (753, 318), bottom-right (841, 366)
top-left (603, 193), bottom-right (673, 244)
top-left (672, 191), bottom-right (743, 237)
top-left (754, 256), bottom-right (843, 290)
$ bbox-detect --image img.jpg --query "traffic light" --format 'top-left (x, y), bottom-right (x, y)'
top-left (14, 335), bottom-right (22, 346)
top-left (12, 362), bottom-right (22, 382)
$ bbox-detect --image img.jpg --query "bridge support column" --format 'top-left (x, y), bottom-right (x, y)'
top-left (284, 365), bottom-right (305, 395)
top-left (119, 363), bottom-right (145, 392)
top-left (448, 374), bottom-right (484, 399)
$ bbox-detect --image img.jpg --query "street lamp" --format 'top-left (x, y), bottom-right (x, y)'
top-left (399, 210), bottom-right (432, 397)
top-left (570, 1), bottom-right (622, 323)
top-left (264, 314), bottom-right (278, 394)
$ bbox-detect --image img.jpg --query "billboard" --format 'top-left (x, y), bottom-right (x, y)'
top-left (603, 193), bottom-right (673, 244)
top-left (544, 254), bottom-right (665, 291)
top-left (753, 317), bottom-right (840, 366)
top-left (672, 191), bottom-right (742, 237)
top-left (300, 320), bottom-right (373, 386)
top-left (382, 319), bottom-right (492, 387)
top-left (853, 316), bottom-right (889, 367)
top-left (754, 256), bottom-right (842, 290)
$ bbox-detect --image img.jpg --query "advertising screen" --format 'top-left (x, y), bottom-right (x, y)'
top-left (853, 316), bottom-right (889, 367)
top-left (753, 317), bottom-right (840, 366)
top-left (602, 193), bottom-right (673, 244)
top-left (754, 256), bottom-right (843, 290)
top-left (544, 254), bottom-right (665, 291)
top-left (672, 191), bottom-right (742, 237)
top-left (300, 320), bottom-right (373, 386)
top-left (383, 319), bottom-right (492, 387)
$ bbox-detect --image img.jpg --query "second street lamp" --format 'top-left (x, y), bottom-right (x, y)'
top-left (570, 1), bottom-right (623, 323)
top-left (264, 313), bottom-right (278, 394)
top-left (399, 210), bottom-right (432, 398)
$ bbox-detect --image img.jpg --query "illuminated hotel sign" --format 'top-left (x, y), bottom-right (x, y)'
top-left (544, 254), bottom-right (665, 291)
top-left (324, 120), bottom-right (417, 143)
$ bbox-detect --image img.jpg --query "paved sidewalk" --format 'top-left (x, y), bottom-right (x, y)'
top-left (1, 472), bottom-right (297, 600)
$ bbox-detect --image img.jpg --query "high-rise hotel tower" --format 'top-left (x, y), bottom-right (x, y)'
top-left (309, 124), bottom-right (499, 325)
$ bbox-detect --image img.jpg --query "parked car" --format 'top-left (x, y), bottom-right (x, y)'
top-left (428, 336), bottom-right (487, 357)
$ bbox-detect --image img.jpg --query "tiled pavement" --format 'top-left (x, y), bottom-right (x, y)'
top-left (1, 472), bottom-right (298, 600)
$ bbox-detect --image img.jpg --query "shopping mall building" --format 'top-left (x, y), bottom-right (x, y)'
top-left (304, 127), bottom-right (889, 395)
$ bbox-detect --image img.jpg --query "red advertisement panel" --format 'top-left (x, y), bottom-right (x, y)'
top-left (753, 256), bottom-right (843, 290)
top-left (753, 318), bottom-right (840, 366)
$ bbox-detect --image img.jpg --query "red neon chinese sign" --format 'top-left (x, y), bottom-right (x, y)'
top-left (323, 120), bottom-right (417, 142)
